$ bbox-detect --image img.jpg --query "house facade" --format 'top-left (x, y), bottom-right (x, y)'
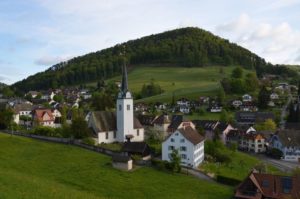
top-left (239, 132), bottom-right (266, 153)
top-left (162, 125), bottom-right (205, 168)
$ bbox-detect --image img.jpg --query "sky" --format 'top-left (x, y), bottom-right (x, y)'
top-left (1, 0), bottom-right (300, 85)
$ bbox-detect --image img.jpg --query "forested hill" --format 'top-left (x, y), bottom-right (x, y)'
top-left (12, 27), bottom-right (295, 92)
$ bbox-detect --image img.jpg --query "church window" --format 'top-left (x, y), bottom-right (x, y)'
top-left (105, 132), bottom-right (108, 139)
top-left (127, 105), bottom-right (130, 110)
top-left (119, 105), bottom-right (122, 111)
top-left (137, 129), bottom-right (139, 136)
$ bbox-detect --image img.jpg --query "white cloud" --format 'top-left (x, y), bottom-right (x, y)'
top-left (216, 13), bottom-right (251, 33)
top-left (215, 14), bottom-right (300, 64)
top-left (35, 55), bottom-right (73, 66)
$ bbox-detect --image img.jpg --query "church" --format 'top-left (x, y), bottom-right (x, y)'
top-left (88, 64), bottom-right (144, 144)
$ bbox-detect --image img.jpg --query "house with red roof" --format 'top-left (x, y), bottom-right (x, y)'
top-left (33, 109), bottom-right (55, 127)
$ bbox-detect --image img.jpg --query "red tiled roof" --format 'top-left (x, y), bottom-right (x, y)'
top-left (34, 109), bottom-right (54, 122)
top-left (235, 172), bottom-right (300, 199)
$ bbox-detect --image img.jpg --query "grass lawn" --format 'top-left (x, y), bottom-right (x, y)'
top-left (200, 147), bottom-right (283, 182)
top-left (98, 142), bottom-right (123, 151)
top-left (103, 65), bottom-right (252, 103)
top-left (0, 133), bottom-right (233, 199)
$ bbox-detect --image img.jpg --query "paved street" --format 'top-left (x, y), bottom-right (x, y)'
top-left (254, 154), bottom-right (299, 173)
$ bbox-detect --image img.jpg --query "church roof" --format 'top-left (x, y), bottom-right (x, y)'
top-left (89, 111), bottom-right (143, 133)
top-left (90, 111), bottom-right (117, 132)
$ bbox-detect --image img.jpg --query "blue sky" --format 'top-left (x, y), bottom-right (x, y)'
top-left (1, 0), bottom-right (300, 84)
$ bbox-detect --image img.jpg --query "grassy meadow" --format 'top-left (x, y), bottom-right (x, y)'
top-left (103, 65), bottom-right (252, 103)
top-left (200, 147), bottom-right (282, 181)
top-left (0, 133), bottom-right (233, 199)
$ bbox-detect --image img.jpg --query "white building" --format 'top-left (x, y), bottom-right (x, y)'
top-left (88, 64), bottom-right (144, 144)
top-left (242, 94), bottom-right (252, 102)
top-left (270, 93), bottom-right (279, 100)
top-left (162, 123), bottom-right (205, 168)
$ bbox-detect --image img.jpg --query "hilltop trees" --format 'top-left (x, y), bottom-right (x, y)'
top-left (12, 27), bottom-right (277, 92)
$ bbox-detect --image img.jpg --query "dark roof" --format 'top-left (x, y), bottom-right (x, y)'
top-left (112, 154), bottom-right (131, 163)
top-left (235, 172), bottom-right (300, 199)
top-left (235, 112), bottom-right (275, 124)
top-left (276, 130), bottom-right (300, 147)
top-left (152, 114), bottom-right (170, 125)
top-left (137, 114), bottom-right (156, 126)
top-left (90, 111), bottom-right (117, 132)
top-left (285, 122), bottom-right (300, 130)
top-left (192, 120), bottom-right (218, 131)
top-left (89, 111), bottom-right (143, 132)
top-left (168, 115), bottom-right (183, 130)
top-left (122, 142), bottom-right (151, 156)
top-left (178, 126), bottom-right (205, 145)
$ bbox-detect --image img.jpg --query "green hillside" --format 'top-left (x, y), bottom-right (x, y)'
top-left (105, 65), bottom-right (248, 102)
top-left (12, 27), bottom-right (272, 92)
top-left (0, 133), bottom-right (233, 199)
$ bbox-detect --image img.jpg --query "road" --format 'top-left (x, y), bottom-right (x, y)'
top-left (254, 154), bottom-right (299, 173)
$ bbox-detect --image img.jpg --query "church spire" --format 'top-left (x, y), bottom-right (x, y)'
top-left (118, 45), bottom-right (131, 99)
top-left (121, 63), bottom-right (128, 93)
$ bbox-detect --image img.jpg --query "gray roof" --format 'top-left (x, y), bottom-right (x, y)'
top-left (112, 154), bottom-right (131, 162)
top-left (13, 103), bottom-right (33, 113)
top-left (90, 111), bottom-right (143, 132)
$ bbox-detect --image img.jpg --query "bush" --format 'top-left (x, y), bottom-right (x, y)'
top-left (215, 150), bottom-right (232, 165)
top-left (32, 126), bottom-right (62, 137)
top-left (132, 154), bottom-right (142, 161)
top-left (82, 137), bottom-right (96, 146)
top-left (216, 175), bottom-right (241, 186)
top-left (267, 148), bottom-right (283, 159)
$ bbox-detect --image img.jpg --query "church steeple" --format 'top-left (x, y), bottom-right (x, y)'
top-left (118, 48), bottom-right (132, 99)
top-left (121, 64), bottom-right (128, 93)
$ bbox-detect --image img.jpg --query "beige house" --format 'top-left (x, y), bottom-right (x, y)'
top-left (152, 114), bottom-right (171, 137)
top-left (239, 132), bottom-right (266, 153)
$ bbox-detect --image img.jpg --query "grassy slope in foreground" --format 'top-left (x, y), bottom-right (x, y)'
top-left (0, 133), bottom-right (233, 199)
top-left (104, 65), bottom-right (250, 103)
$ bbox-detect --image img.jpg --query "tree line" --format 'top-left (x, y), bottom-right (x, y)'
top-left (12, 27), bottom-right (297, 93)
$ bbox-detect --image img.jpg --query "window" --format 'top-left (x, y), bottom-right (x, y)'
top-left (175, 133), bottom-right (179, 136)
top-left (105, 132), bottom-right (108, 139)
top-left (180, 139), bottom-right (185, 143)
top-left (113, 131), bottom-right (116, 139)
top-left (119, 105), bottom-right (122, 111)
top-left (127, 105), bottom-right (130, 110)
top-left (168, 146), bottom-right (174, 150)
top-left (137, 129), bottom-right (140, 136)
top-left (181, 154), bottom-right (187, 159)
top-left (180, 146), bottom-right (186, 151)
top-left (170, 138), bottom-right (174, 142)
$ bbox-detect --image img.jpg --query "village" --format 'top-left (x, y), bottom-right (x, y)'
top-left (1, 64), bottom-right (300, 198)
